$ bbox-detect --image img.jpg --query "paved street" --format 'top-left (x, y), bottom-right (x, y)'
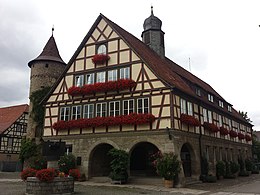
top-left (0, 172), bottom-right (260, 194)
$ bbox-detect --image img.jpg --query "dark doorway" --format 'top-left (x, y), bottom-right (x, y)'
top-left (130, 142), bottom-right (159, 176)
top-left (89, 144), bottom-right (114, 177)
top-left (181, 144), bottom-right (192, 177)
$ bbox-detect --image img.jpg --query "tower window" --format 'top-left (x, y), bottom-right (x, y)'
top-left (45, 64), bottom-right (49, 68)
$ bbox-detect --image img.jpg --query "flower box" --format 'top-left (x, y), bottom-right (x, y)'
top-left (180, 114), bottom-right (200, 126)
top-left (219, 127), bottom-right (229, 135)
top-left (203, 122), bottom-right (219, 133)
top-left (68, 79), bottom-right (137, 96)
top-left (92, 54), bottom-right (110, 64)
top-left (53, 113), bottom-right (155, 131)
top-left (238, 132), bottom-right (245, 140)
top-left (229, 130), bottom-right (238, 138)
top-left (245, 134), bottom-right (252, 142)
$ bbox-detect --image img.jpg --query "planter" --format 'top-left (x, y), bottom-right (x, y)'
top-left (26, 177), bottom-right (74, 195)
top-left (164, 179), bottom-right (174, 188)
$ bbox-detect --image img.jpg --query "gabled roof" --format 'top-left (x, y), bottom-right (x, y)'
top-left (28, 35), bottom-right (65, 67)
top-left (0, 104), bottom-right (29, 133)
top-left (43, 14), bottom-right (248, 124)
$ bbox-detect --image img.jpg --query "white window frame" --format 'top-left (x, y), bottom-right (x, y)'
top-left (218, 114), bottom-right (223, 127)
top-left (208, 94), bottom-right (214, 102)
top-left (208, 110), bottom-right (212, 123)
top-left (60, 107), bottom-right (70, 121)
top-left (97, 44), bottom-right (107, 54)
top-left (228, 105), bottom-right (232, 112)
top-left (120, 67), bottom-right (130, 79)
top-left (219, 100), bottom-right (224, 108)
top-left (137, 98), bottom-right (149, 114)
top-left (228, 119), bottom-right (232, 130)
top-left (71, 105), bottom-right (81, 120)
top-left (96, 103), bottom-right (107, 117)
top-left (86, 73), bottom-right (94, 85)
top-left (96, 71), bottom-right (106, 83)
top-left (123, 99), bottom-right (134, 115)
top-left (203, 108), bottom-right (207, 122)
top-left (75, 75), bottom-right (84, 87)
top-left (180, 99), bottom-right (187, 114)
top-left (109, 101), bottom-right (120, 116)
top-left (108, 69), bottom-right (118, 81)
top-left (83, 104), bottom-right (94, 119)
top-left (187, 102), bottom-right (193, 116)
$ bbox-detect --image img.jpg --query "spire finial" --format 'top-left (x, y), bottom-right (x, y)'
top-left (151, 5), bottom-right (154, 15)
top-left (52, 25), bottom-right (54, 36)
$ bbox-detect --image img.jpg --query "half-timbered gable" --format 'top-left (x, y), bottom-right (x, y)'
top-left (0, 104), bottom-right (28, 171)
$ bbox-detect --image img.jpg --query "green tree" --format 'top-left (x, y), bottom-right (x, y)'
top-left (239, 111), bottom-right (252, 123)
top-left (19, 138), bottom-right (40, 163)
top-left (252, 135), bottom-right (260, 162)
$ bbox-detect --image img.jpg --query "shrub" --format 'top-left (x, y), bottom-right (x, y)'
top-left (204, 175), bottom-right (217, 183)
top-left (245, 159), bottom-right (253, 171)
top-left (201, 157), bottom-right (209, 176)
top-left (230, 161), bottom-right (239, 175)
top-left (36, 168), bottom-right (56, 182)
top-left (21, 168), bottom-right (37, 181)
top-left (28, 156), bottom-right (47, 170)
top-left (19, 138), bottom-right (40, 163)
top-left (216, 161), bottom-right (226, 178)
top-left (58, 154), bottom-right (76, 174)
top-left (69, 169), bottom-right (81, 181)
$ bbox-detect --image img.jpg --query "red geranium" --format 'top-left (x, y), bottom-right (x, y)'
top-left (203, 122), bottom-right (219, 133)
top-left (69, 169), bottom-right (80, 181)
top-left (238, 132), bottom-right (245, 140)
top-left (229, 130), bottom-right (238, 138)
top-left (68, 79), bottom-right (137, 96)
top-left (180, 114), bottom-right (200, 126)
top-left (219, 127), bottom-right (229, 135)
top-left (20, 168), bottom-right (37, 181)
top-left (36, 168), bottom-right (56, 182)
top-left (245, 134), bottom-right (252, 141)
top-left (92, 54), bottom-right (110, 64)
top-left (53, 113), bottom-right (155, 131)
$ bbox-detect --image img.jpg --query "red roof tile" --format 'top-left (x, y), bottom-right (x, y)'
top-left (0, 104), bottom-right (29, 133)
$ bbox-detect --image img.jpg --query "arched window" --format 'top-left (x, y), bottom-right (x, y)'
top-left (97, 44), bottom-right (107, 54)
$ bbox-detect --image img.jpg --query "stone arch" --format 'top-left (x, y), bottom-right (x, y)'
top-left (180, 142), bottom-right (197, 177)
top-left (129, 141), bottom-right (160, 176)
top-left (88, 140), bottom-right (119, 178)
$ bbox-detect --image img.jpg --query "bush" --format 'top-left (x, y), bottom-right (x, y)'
top-left (19, 139), bottom-right (40, 163)
top-left (239, 170), bottom-right (249, 177)
top-left (28, 156), bottom-right (47, 170)
top-left (204, 175), bottom-right (217, 183)
top-left (58, 154), bottom-right (76, 174)
top-left (230, 161), bottom-right (239, 175)
top-left (245, 159), bottom-right (253, 171)
top-left (36, 168), bottom-right (56, 182)
top-left (21, 168), bottom-right (37, 181)
top-left (69, 169), bottom-right (81, 181)
top-left (216, 161), bottom-right (226, 178)
top-left (108, 148), bottom-right (129, 182)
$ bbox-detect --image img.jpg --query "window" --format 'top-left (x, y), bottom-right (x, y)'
top-left (180, 99), bottom-right (187, 114)
top-left (97, 44), bottom-right (107, 54)
top-left (75, 75), bottom-right (84, 87)
top-left (196, 88), bottom-right (201, 96)
top-left (109, 101), bottom-right (120, 116)
top-left (228, 105), bottom-right (232, 112)
top-left (96, 103), bottom-right (107, 117)
top-left (228, 119), bottom-right (232, 129)
top-left (137, 98), bottom-right (149, 113)
top-left (219, 100), bottom-right (224, 108)
top-left (208, 94), bottom-right (214, 102)
top-left (120, 67), bottom-right (130, 79)
top-left (86, 73), bottom-right (94, 84)
top-left (108, 69), bottom-right (118, 81)
top-left (7, 137), bottom-right (13, 151)
top-left (96, 71), bottom-right (106, 83)
top-left (208, 110), bottom-right (212, 123)
top-left (218, 114), bottom-right (223, 127)
top-left (203, 108), bottom-right (207, 122)
top-left (187, 102), bottom-right (193, 115)
top-left (123, 99), bottom-right (134, 115)
top-left (71, 105), bottom-right (81, 120)
top-left (83, 104), bottom-right (94, 118)
top-left (60, 107), bottom-right (70, 121)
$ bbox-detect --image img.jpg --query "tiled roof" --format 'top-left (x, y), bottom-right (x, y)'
top-left (28, 35), bottom-right (65, 67)
top-left (0, 104), bottom-right (29, 133)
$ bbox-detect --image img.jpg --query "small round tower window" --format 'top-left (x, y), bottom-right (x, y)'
top-left (45, 63), bottom-right (49, 68)
top-left (97, 44), bottom-right (106, 54)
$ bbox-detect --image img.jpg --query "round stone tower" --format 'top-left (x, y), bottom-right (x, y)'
top-left (142, 6), bottom-right (165, 58)
top-left (27, 31), bottom-right (66, 139)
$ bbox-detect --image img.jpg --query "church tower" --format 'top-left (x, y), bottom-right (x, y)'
top-left (142, 6), bottom-right (165, 58)
top-left (27, 30), bottom-right (66, 139)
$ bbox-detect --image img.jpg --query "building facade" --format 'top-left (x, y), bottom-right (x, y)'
top-left (0, 104), bottom-right (28, 171)
top-left (40, 11), bottom-right (253, 183)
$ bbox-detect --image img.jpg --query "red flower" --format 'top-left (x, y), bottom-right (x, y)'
top-left (92, 54), bottom-right (110, 64)
top-left (36, 168), bottom-right (56, 182)
top-left (203, 122), bottom-right (219, 133)
top-left (69, 169), bottom-right (80, 181)
top-left (53, 113), bottom-right (155, 131)
top-left (229, 130), bottom-right (238, 138)
top-left (180, 114), bottom-right (200, 126)
top-left (238, 132), bottom-right (245, 140)
top-left (219, 127), bottom-right (229, 135)
top-left (20, 168), bottom-right (37, 181)
top-left (245, 134), bottom-right (252, 141)
top-left (68, 79), bottom-right (137, 96)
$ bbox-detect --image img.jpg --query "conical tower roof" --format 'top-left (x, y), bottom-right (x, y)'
top-left (143, 6), bottom-right (162, 31)
top-left (28, 35), bottom-right (65, 67)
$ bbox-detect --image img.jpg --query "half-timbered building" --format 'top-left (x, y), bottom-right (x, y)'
top-left (41, 10), bottom-right (253, 183)
top-left (0, 104), bottom-right (28, 171)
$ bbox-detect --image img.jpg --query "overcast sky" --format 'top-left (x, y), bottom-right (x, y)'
top-left (1, 0), bottom-right (260, 130)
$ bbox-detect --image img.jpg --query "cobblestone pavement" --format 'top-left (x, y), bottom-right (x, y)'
top-left (0, 172), bottom-right (260, 195)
